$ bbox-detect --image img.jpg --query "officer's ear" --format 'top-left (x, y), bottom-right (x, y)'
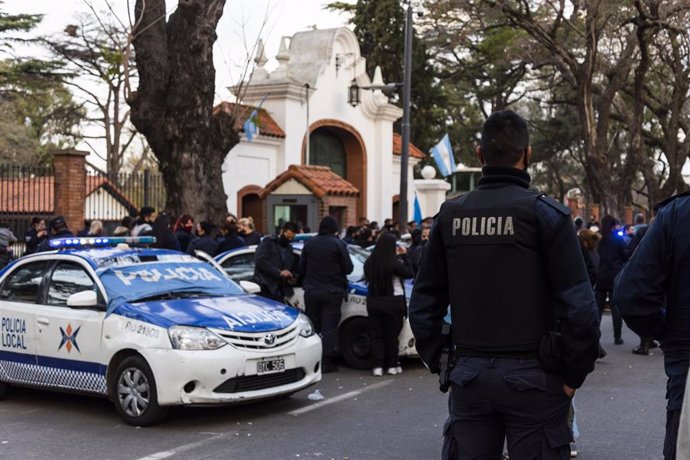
top-left (476, 145), bottom-right (485, 165)
top-left (522, 146), bottom-right (533, 170)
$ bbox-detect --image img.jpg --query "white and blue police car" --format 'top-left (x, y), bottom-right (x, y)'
top-left (214, 242), bottom-right (417, 370)
top-left (0, 237), bottom-right (321, 426)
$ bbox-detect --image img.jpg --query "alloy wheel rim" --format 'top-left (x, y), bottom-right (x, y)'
top-left (117, 367), bottom-right (150, 417)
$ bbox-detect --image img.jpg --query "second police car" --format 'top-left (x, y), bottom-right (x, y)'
top-left (0, 237), bottom-right (321, 426)
top-left (214, 241), bottom-right (418, 370)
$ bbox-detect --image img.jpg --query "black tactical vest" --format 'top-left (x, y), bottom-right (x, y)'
top-left (440, 181), bottom-right (551, 357)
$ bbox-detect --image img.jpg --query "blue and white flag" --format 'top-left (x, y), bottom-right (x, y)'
top-left (243, 109), bottom-right (259, 142)
top-left (413, 193), bottom-right (423, 226)
top-left (242, 94), bottom-right (269, 142)
top-left (431, 134), bottom-right (456, 177)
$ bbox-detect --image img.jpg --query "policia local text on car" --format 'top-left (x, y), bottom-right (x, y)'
top-left (409, 110), bottom-right (600, 460)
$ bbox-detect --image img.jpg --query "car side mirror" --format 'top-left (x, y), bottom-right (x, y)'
top-left (66, 290), bottom-right (99, 309)
top-left (239, 280), bottom-right (261, 294)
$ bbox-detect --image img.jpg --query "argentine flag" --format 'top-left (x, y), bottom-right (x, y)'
top-left (431, 134), bottom-right (456, 177)
top-left (243, 109), bottom-right (259, 142)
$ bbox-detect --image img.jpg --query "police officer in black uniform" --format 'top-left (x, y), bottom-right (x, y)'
top-left (614, 192), bottom-right (690, 459)
top-left (409, 110), bottom-right (600, 459)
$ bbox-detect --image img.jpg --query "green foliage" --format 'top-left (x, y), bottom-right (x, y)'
top-left (0, 6), bottom-right (83, 166)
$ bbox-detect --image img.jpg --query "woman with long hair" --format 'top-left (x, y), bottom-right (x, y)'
top-left (363, 232), bottom-right (414, 376)
top-left (152, 213), bottom-right (181, 251)
top-left (596, 215), bottom-right (629, 352)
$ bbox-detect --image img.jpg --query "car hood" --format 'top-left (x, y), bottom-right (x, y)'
top-left (111, 295), bottom-right (300, 333)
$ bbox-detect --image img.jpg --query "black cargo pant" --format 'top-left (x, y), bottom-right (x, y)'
top-left (443, 357), bottom-right (572, 460)
top-left (304, 290), bottom-right (343, 360)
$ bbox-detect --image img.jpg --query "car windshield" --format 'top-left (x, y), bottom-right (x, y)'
top-left (98, 261), bottom-right (245, 312)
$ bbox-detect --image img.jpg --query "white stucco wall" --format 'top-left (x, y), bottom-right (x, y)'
top-left (224, 27), bottom-right (418, 222)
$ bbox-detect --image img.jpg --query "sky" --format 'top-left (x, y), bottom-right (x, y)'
top-left (2, 0), bottom-right (354, 164)
top-left (6, 0), bottom-right (355, 101)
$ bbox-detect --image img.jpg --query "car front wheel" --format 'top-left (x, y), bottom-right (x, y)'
top-left (112, 356), bottom-right (167, 426)
top-left (0, 381), bottom-right (8, 399)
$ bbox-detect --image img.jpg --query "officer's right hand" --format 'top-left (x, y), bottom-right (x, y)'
top-left (280, 269), bottom-right (293, 278)
top-left (563, 384), bottom-right (575, 398)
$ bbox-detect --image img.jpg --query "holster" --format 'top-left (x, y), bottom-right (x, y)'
top-left (539, 330), bottom-right (565, 373)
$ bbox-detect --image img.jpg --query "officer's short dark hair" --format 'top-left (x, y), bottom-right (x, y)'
top-left (480, 110), bottom-right (529, 167)
top-left (199, 221), bottom-right (214, 235)
top-left (282, 221), bottom-right (299, 233)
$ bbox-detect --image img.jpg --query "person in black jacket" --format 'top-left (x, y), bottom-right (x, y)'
top-left (24, 217), bottom-right (47, 255)
top-left (186, 221), bottom-right (218, 257)
top-left (152, 213), bottom-right (181, 251)
top-left (364, 232), bottom-right (413, 376)
top-left (216, 221), bottom-right (246, 253)
top-left (253, 221), bottom-right (299, 302)
top-left (300, 216), bottom-right (354, 373)
top-left (37, 216), bottom-right (75, 252)
top-left (409, 111), bottom-right (599, 459)
top-left (595, 215), bottom-right (629, 352)
top-left (614, 193), bottom-right (690, 460)
top-left (174, 214), bottom-right (195, 252)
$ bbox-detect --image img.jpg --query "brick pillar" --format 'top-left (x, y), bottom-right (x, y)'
top-left (623, 206), bottom-right (633, 225)
top-left (53, 149), bottom-right (87, 233)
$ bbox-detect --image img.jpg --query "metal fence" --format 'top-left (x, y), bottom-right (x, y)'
top-left (0, 164), bottom-right (55, 257)
top-left (0, 165), bottom-right (166, 257)
top-left (86, 170), bottom-right (167, 233)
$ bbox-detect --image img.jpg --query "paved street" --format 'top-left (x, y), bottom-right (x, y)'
top-left (0, 314), bottom-right (668, 459)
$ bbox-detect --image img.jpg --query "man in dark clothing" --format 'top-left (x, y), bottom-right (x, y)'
top-left (614, 194), bottom-right (690, 460)
top-left (24, 217), bottom-right (48, 255)
top-left (187, 221), bottom-right (219, 257)
top-left (37, 216), bottom-right (75, 252)
top-left (76, 220), bottom-right (91, 237)
top-left (216, 221), bottom-right (246, 253)
top-left (300, 216), bottom-right (354, 373)
top-left (253, 222), bottom-right (299, 302)
top-left (409, 111), bottom-right (600, 459)
top-left (132, 207), bottom-right (156, 236)
top-left (623, 222), bottom-right (656, 355)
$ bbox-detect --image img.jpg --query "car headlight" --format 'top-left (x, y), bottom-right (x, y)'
top-left (297, 313), bottom-right (315, 338)
top-left (168, 326), bottom-right (226, 350)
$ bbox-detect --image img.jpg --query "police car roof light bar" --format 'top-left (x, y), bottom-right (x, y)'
top-left (48, 236), bottom-right (157, 249)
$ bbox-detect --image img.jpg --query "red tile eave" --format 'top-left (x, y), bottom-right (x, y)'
top-left (214, 101), bottom-right (286, 139)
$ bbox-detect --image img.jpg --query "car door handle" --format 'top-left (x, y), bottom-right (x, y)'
top-left (37, 317), bottom-right (50, 326)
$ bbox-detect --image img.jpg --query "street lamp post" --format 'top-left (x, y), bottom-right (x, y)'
top-left (398, 1), bottom-right (414, 233)
top-left (346, 1), bottom-right (416, 233)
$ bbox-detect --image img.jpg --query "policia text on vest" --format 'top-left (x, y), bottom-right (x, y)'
top-left (451, 210), bottom-right (516, 245)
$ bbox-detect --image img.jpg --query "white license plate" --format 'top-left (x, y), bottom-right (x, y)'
top-left (257, 357), bottom-right (286, 375)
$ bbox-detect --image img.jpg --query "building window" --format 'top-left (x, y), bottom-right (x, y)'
top-left (309, 129), bottom-right (346, 178)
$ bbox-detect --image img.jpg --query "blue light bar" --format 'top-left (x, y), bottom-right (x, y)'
top-left (48, 236), bottom-right (157, 249)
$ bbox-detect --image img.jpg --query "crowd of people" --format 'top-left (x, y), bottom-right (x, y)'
top-left (574, 212), bottom-right (656, 356)
top-left (18, 208), bottom-right (265, 259)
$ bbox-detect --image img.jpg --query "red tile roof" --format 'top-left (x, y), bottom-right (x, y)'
top-left (0, 176), bottom-right (136, 214)
top-left (259, 165), bottom-right (359, 199)
top-left (392, 133), bottom-right (426, 159)
top-left (214, 101), bottom-right (286, 139)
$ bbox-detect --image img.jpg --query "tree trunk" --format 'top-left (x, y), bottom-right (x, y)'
top-left (128, 0), bottom-right (238, 221)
